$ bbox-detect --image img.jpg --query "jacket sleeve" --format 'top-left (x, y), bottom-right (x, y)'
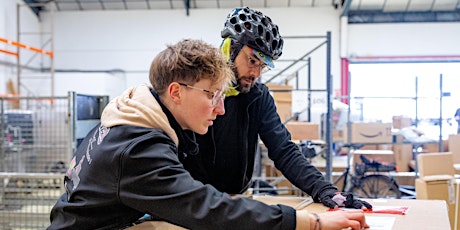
top-left (257, 85), bottom-right (338, 201)
top-left (118, 133), bottom-right (297, 230)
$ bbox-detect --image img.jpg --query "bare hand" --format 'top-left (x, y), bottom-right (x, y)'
top-left (311, 209), bottom-right (369, 230)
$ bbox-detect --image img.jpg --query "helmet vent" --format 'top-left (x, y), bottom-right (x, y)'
top-left (235, 24), bottom-right (242, 33)
top-left (257, 25), bottom-right (264, 36)
top-left (272, 28), bottom-right (278, 37)
top-left (261, 17), bottom-right (269, 26)
top-left (244, 22), bottom-right (252, 30)
top-left (265, 32), bottom-right (271, 42)
top-left (230, 17), bottom-right (237, 24)
top-left (239, 13), bottom-right (247, 21)
top-left (255, 38), bottom-right (264, 48)
top-left (272, 40), bottom-right (278, 51)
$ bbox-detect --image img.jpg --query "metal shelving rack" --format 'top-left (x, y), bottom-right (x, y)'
top-left (341, 73), bottom-right (449, 182)
top-left (263, 31), bottom-right (334, 183)
top-left (15, 2), bottom-right (55, 97)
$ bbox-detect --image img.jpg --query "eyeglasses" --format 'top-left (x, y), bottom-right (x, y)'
top-left (178, 83), bottom-right (226, 107)
top-left (242, 49), bottom-right (271, 74)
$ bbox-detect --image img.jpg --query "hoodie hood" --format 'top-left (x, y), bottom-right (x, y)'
top-left (101, 84), bottom-right (178, 146)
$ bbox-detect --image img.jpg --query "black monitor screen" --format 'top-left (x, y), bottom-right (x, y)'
top-left (76, 94), bottom-right (101, 120)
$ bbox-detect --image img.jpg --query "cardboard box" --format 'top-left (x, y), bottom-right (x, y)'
top-left (392, 144), bottom-right (413, 172)
top-left (268, 83), bottom-right (293, 123)
top-left (267, 83), bottom-right (292, 103)
top-left (416, 178), bottom-right (458, 229)
top-left (251, 196), bottom-right (451, 230)
top-left (263, 167), bottom-right (298, 195)
top-left (449, 135), bottom-right (460, 164)
top-left (422, 143), bottom-right (438, 153)
top-left (274, 101), bottom-right (291, 123)
top-left (392, 133), bottom-right (405, 143)
top-left (343, 122), bottom-right (392, 143)
top-left (285, 121), bottom-right (319, 140)
top-left (392, 171), bottom-right (415, 186)
top-left (416, 152), bottom-right (458, 229)
top-left (392, 115), bottom-right (412, 129)
top-left (360, 144), bottom-right (379, 150)
top-left (377, 144), bottom-right (392, 150)
top-left (332, 129), bottom-right (344, 142)
top-left (352, 149), bottom-right (395, 166)
top-left (417, 152), bottom-right (454, 179)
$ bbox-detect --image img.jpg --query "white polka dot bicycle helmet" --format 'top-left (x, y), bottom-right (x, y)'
top-left (221, 7), bottom-right (283, 61)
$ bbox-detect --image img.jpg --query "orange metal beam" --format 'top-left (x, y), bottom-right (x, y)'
top-left (0, 49), bottom-right (18, 57)
top-left (0, 37), bottom-right (53, 58)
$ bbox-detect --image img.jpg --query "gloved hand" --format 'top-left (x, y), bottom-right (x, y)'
top-left (320, 191), bottom-right (372, 210)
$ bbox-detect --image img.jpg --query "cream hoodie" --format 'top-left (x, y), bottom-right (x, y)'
top-left (100, 84), bottom-right (179, 146)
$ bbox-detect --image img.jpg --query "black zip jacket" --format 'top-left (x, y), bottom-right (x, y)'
top-left (183, 83), bottom-right (337, 201)
top-left (48, 85), bottom-right (297, 230)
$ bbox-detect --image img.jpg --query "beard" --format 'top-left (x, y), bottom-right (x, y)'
top-left (233, 67), bottom-right (255, 94)
top-left (236, 77), bottom-right (255, 93)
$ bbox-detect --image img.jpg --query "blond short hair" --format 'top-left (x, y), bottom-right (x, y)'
top-left (150, 39), bottom-right (234, 95)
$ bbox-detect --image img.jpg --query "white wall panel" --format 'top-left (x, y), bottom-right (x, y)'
top-left (347, 22), bottom-right (460, 57)
top-left (39, 7), bottom-right (341, 98)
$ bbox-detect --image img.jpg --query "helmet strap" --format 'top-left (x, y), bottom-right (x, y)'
top-left (230, 42), bottom-right (243, 63)
top-left (220, 38), bottom-right (244, 63)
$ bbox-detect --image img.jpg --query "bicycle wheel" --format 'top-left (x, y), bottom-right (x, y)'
top-left (349, 175), bottom-right (401, 199)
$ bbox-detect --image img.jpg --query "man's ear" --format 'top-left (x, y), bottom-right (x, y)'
top-left (168, 82), bottom-right (182, 104)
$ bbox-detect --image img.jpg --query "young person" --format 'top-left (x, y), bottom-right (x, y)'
top-left (183, 6), bottom-right (372, 212)
top-left (48, 38), bottom-right (368, 230)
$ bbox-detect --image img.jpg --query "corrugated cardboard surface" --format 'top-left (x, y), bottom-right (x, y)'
top-left (267, 83), bottom-right (292, 102)
top-left (274, 101), bottom-right (291, 122)
top-left (416, 178), bottom-right (459, 230)
top-left (285, 121), bottom-right (319, 140)
top-left (128, 195), bottom-right (451, 230)
top-left (255, 196), bottom-right (450, 229)
top-left (449, 134), bottom-right (460, 164)
top-left (416, 152), bottom-right (458, 229)
top-left (417, 152), bottom-right (454, 178)
top-left (392, 144), bottom-right (413, 172)
top-left (343, 122), bottom-right (392, 143)
top-left (392, 115), bottom-right (412, 129)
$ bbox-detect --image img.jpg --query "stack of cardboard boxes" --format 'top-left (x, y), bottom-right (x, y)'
top-left (392, 115), bottom-right (412, 129)
top-left (265, 83), bottom-right (321, 194)
top-left (343, 122), bottom-right (393, 144)
top-left (284, 121), bottom-right (319, 141)
top-left (267, 83), bottom-right (293, 123)
top-left (416, 152), bottom-right (459, 229)
top-left (450, 134), bottom-right (460, 173)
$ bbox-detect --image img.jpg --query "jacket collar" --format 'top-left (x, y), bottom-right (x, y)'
top-left (151, 90), bottom-right (199, 158)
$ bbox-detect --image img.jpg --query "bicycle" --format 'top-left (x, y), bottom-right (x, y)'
top-left (347, 154), bottom-right (401, 199)
top-left (299, 142), bottom-right (402, 199)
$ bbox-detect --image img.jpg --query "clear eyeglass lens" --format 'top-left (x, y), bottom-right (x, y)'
top-left (179, 83), bottom-right (224, 107)
top-left (211, 91), bottom-right (225, 106)
top-left (247, 54), bottom-right (271, 73)
top-left (260, 66), bottom-right (270, 74)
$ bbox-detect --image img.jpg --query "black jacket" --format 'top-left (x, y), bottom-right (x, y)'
top-left (184, 83), bottom-right (337, 200)
top-left (48, 85), bottom-right (297, 230)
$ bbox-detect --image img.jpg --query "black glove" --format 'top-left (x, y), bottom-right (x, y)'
top-left (320, 191), bottom-right (372, 209)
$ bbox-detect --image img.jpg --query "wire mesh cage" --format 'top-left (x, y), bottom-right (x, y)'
top-left (0, 95), bottom-right (70, 229)
top-left (0, 93), bottom-right (108, 229)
